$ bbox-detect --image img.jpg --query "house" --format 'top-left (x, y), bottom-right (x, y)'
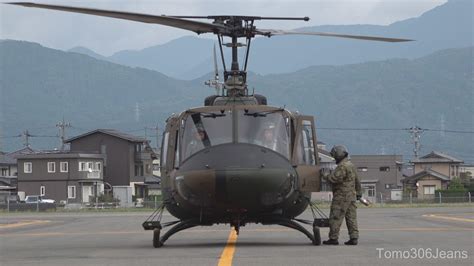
top-left (16, 151), bottom-right (105, 204)
top-left (351, 155), bottom-right (404, 203)
top-left (402, 151), bottom-right (463, 199)
top-left (459, 164), bottom-right (474, 178)
top-left (65, 129), bottom-right (157, 198)
top-left (0, 147), bottom-right (35, 196)
top-left (0, 153), bottom-right (17, 193)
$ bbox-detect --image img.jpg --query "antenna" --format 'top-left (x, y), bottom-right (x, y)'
top-left (205, 43), bottom-right (223, 95)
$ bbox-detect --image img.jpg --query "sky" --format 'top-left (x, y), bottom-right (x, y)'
top-left (1, 0), bottom-right (447, 55)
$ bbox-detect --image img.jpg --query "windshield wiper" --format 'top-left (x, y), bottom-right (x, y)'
top-left (202, 112), bottom-right (226, 118)
top-left (244, 109), bottom-right (283, 117)
top-left (187, 110), bottom-right (227, 118)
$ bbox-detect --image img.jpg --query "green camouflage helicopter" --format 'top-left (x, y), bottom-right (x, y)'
top-left (9, 2), bottom-right (411, 248)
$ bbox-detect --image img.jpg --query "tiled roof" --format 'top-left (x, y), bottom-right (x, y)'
top-left (65, 129), bottom-right (147, 143)
top-left (1, 147), bottom-right (36, 164)
top-left (411, 151), bottom-right (463, 163)
top-left (403, 169), bottom-right (450, 183)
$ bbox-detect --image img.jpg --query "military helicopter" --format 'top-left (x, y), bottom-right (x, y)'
top-left (8, 2), bottom-right (412, 248)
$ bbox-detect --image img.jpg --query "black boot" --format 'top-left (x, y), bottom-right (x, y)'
top-left (322, 239), bottom-right (339, 245)
top-left (344, 238), bottom-right (358, 245)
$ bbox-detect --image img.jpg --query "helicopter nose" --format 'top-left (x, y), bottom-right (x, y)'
top-left (176, 143), bottom-right (297, 208)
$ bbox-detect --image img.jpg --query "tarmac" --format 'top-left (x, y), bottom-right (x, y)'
top-left (0, 206), bottom-right (473, 266)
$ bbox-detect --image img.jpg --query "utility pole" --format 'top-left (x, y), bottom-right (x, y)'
top-left (56, 118), bottom-right (71, 151)
top-left (146, 125), bottom-right (160, 150)
top-left (22, 130), bottom-right (31, 148)
top-left (407, 126), bottom-right (424, 159)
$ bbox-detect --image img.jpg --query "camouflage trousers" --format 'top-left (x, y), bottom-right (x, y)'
top-left (328, 199), bottom-right (359, 240)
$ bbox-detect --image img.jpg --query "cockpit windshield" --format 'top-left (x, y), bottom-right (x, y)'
top-left (238, 110), bottom-right (290, 157)
top-left (181, 111), bottom-right (232, 159)
top-left (180, 109), bottom-right (290, 161)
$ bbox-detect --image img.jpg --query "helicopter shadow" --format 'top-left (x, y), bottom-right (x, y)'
top-left (136, 241), bottom-right (312, 249)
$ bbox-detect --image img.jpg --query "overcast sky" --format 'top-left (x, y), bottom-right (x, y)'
top-left (0, 0), bottom-right (447, 55)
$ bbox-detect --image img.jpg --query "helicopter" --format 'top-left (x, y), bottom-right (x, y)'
top-left (8, 2), bottom-right (412, 248)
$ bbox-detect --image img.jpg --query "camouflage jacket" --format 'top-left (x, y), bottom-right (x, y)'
top-left (326, 158), bottom-right (362, 201)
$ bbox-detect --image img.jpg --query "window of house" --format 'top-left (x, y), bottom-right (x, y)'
top-left (1, 168), bottom-right (8, 176)
top-left (423, 185), bottom-right (436, 195)
top-left (40, 185), bottom-right (45, 196)
top-left (379, 166), bottom-right (390, 172)
top-left (365, 186), bottom-right (375, 197)
top-left (48, 162), bottom-right (56, 173)
top-left (47, 162), bottom-right (56, 173)
top-left (60, 162), bottom-right (68, 173)
top-left (79, 162), bottom-right (87, 171)
top-left (24, 162), bottom-right (32, 173)
top-left (145, 164), bottom-right (151, 174)
top-left (135, 144), bottom-right (143, 152)
top-left (87, 162), bottom-right (94, 171)
top-left (135, 164), bottom-right (144, 176)
top-left (95, 162), bottom-right (101, 171)
top-left (68, 186), bottom-right (76, 199)
top-left (357, 167), bottom-right (368, 172)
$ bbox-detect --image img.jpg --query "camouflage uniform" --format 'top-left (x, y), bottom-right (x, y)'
top-left (325, 158), bottom-right (362, 240)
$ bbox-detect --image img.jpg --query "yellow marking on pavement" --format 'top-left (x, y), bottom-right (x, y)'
top-left (217, 230), bottom-right (238, 266)
top-left (0, 220), bottom-right (50, 229)
top-left (423, 214), bottom-right (474, 223)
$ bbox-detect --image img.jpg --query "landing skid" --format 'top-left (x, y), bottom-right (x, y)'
top-left (142, 201), bottom-right (329, 248)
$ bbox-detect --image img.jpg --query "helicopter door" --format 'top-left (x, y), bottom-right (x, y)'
top-left (292, 116), bottom-right (321, 192)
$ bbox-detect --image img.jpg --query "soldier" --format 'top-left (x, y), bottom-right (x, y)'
top-left (320, 145), bottom-right (362, 245)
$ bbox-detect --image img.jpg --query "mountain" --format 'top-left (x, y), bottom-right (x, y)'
top-left (1, 40), bottom-right (472, 162)
top-left (248, 47), bottom-right (473, 161)
top-left (0, 40), bottom-right (207, 150)
top-left (67, 0), bottom-right (473, 79)
top-left (68, 46), bottom-right (108, 61)
top-left (108, 36), bottom-right (215, 79)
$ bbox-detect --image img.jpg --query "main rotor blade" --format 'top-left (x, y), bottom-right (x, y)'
top-left (256, 29), bottom-right (414, 42)
top-left (6, 2), bottom-right (225, 34)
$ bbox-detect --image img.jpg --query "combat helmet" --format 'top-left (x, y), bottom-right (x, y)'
top-left (330, 145), bottom-right (348, 163)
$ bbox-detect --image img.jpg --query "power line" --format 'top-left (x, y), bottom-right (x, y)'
top-left (318, 127), bottom-right (474, 134)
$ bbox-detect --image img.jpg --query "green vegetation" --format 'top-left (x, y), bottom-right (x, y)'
top-left (1, 40), bottom-right (472, 160)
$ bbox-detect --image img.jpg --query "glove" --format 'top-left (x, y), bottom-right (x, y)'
top-left (320, 168), bottom-right (331, 179)
top-left (356, 195), bottom-right (362, 200)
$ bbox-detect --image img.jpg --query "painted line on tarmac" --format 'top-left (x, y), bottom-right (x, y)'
top-left (217, 230), bottom-right (238, 266)
top-left (422, 214), bottom-right (474, 223)
top-left (0, 220), bottom-right (51, 229)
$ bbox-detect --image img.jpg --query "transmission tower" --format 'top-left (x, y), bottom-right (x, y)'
top-left (407, 126), bottom-right (424, 159)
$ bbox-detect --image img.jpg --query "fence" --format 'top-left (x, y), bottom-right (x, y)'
top-left (1, 194), bottom-right (472, 212)
top-left (0, 199), bottom-right (164, 212)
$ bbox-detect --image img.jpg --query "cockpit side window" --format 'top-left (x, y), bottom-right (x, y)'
top-left (181, 111), bottom-right (232, 160)
top-left (296, 120), bottom-right (316, 165)
top-left (161, 132), bottom-right (169, 169)
top-left (237, 110), bottom-right (290, 158)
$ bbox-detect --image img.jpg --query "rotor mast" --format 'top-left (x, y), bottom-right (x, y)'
top-left (214, 16), bottom-right (309, 97)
